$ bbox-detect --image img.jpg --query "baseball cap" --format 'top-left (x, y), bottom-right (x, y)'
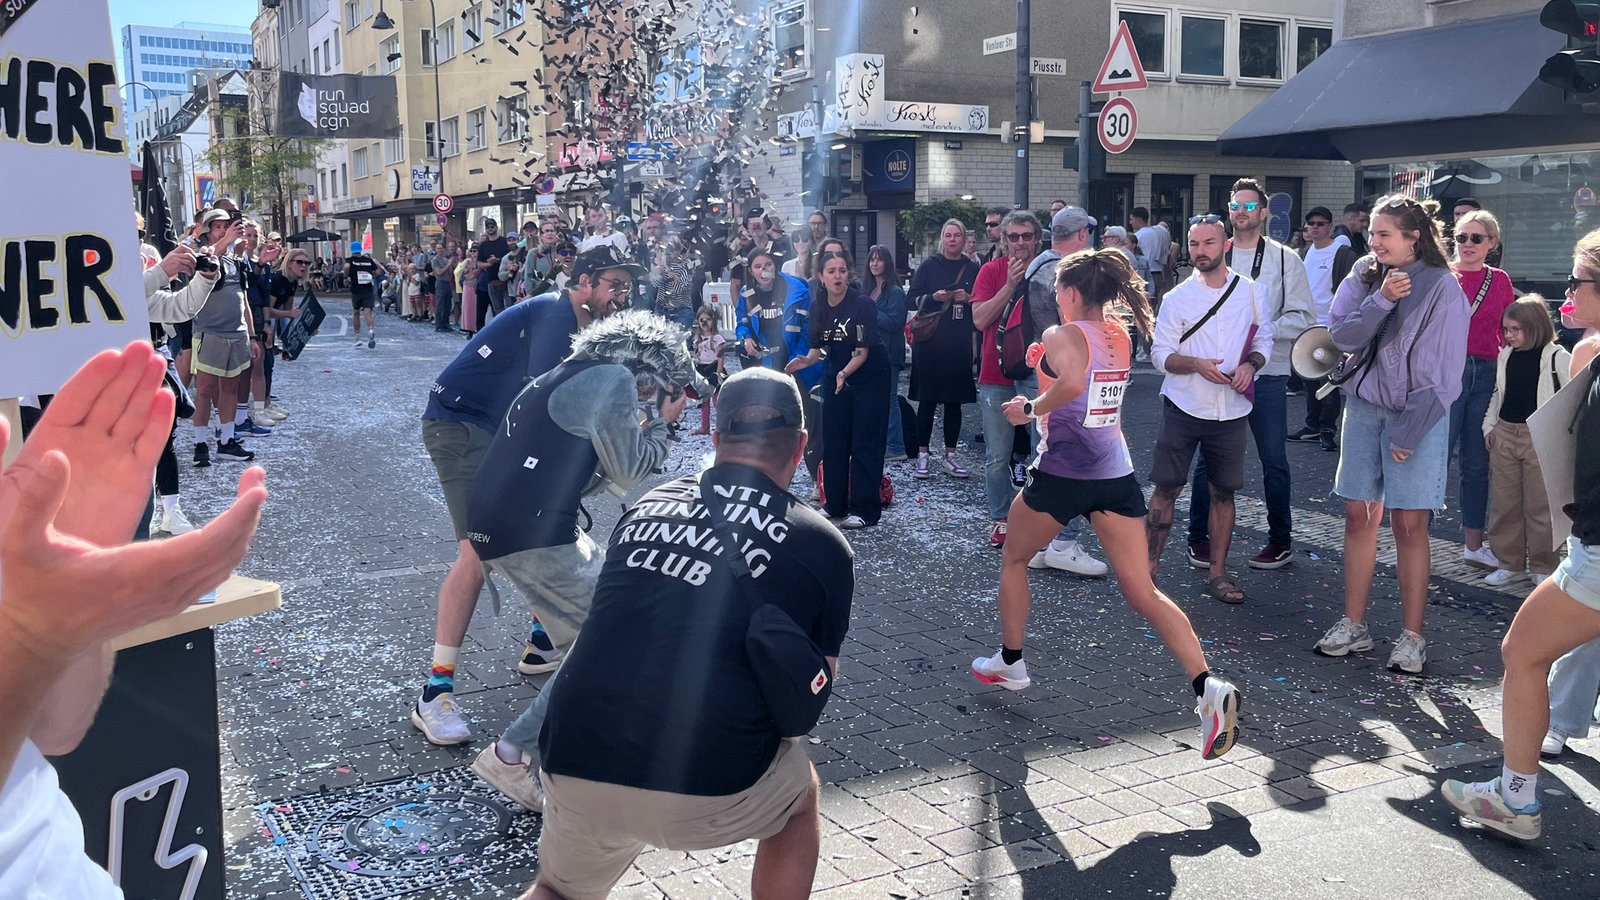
top-left (571, 243), bottom-right (646, 281)
top-left (201, 208), bottom-right (233, 226)
top-left (614, 214), bottom-right (635, 229)
top-left (717, 367), bottom-right (805, 435)
top-left (1305, 206), bottom-right (1333, 223)
top-left (483, 217), bottom-right (499, 228)
top-left (350, 241), bottom-right (362, 254)
top-left (521, 220), bottom-right (539, 232)
top-left (1050, 206), bottom-right (1096, 237)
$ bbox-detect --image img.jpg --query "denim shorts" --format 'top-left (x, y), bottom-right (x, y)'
top-left (1555, 536), bottom-right (1600, 612)
top-left (1334, 394), bottom-right (1449, 510)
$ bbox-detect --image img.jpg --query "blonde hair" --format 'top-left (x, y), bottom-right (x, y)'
top-left (1502, 294), bottom-right (1555, 348)
top-left (281, 248), bottom-right (312, 281)
top-left (1455, 209), bottom-right (1501, 243)
top-left (1577, 228), bottom-right (1600, 281)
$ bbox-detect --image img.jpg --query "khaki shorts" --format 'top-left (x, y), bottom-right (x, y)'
top-left (421, 419), bottom-right (493, 541)
top-left (536, 740), bottom-right (814, 900)
top-left (192, 332), bottom-right (251, 378)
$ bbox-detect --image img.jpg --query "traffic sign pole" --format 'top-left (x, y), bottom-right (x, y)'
top-left (1014, 0), bottom-right (1030, 210)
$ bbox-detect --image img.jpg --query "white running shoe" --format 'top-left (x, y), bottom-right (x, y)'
top-left (160, 503), bottom-right (196, 536)
top-left (1026, 541), bottom-right (1109, 576)
top-left (1313, 616), bottom-right (1373, 657)
top-left (839, 515), bottom-right (867, 529)
top-left (1440, 777), bottom-right (1541, 840)
top-left (1541, 730), bottom-right (1568, 758)
top-left (1196, 676), bottom-right (1241, 759)
top-left (1388, 629), bottom-right (1427, 674)
top-left (971, 652), bottom-right (1031, 691)
top-left (411, 693), bottom-right (471, 745)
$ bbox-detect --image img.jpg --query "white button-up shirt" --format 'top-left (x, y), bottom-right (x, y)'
top-left (1151, 268), bottom-right (1275, 422)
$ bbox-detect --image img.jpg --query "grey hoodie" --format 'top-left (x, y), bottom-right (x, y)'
top-left (1328, 256), bottom-right (1468, 452)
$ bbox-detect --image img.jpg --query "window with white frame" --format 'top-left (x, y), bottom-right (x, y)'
top-left (322, 39), bottom-right (332, 71)
top-left (437, 23), bottom-right (456, 62)
top-left (420, 29), bottom-right (434, 66)
top-left (353, 146), bottom-right (369, 179)
top-left (319, 170), bottom-right (328, 199)
top-left (440, 117), bottom-right (460, 157)
top-left (380, 36), bottom-right (400, 73)
top-left (496, 93), bottom-right (528, 143)
top-left (772, 0), bottom-right (809, 80)
top-left (466, 107), bottom-right (486, 151)
top-left (313, 46), bottom-right (322, 73)
top-left (333, 33), bottom-right (341, 66)
top-left (340, 163), bottom-right (348, 196)
top-left (1117, 10), bottom-right (1167, 78)
top-left (345, 1), bottom-right (358, 31)
top-left (1238, 19), bottom-right (1284, 81)
top-left (463, 4), bottom-right (483, 50)
top-left (1178, 14), bottom-right (1225, 79)
top-left (494, 0), bottom-right (524, 35)
top-left (1295, 24), bottom-right (1332, 73)
top-left (385, 128), bottom-right (404, 163)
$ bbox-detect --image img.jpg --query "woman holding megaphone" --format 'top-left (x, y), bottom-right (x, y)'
top-left (1311, 197), bottom-right (1469, 676)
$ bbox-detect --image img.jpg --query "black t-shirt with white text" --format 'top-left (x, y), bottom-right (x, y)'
top-left (540, 463), bottom-right (854, 796)
top-left (346, 255), bottom-right (380, 296)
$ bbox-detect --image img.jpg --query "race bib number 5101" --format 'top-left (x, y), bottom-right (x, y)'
top-left (1084, 368), bottom-right (1130, 428)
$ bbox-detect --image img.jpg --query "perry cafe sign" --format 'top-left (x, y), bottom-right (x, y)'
top-left (779, 54), bottom-right (990, 140)
top-left (1, 0), bottom-right (151, 407)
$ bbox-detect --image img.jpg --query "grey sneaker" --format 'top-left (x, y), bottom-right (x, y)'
top-left (1314, 616), bottom-right (1373, 657)
top-left (941, 452), bottom-right (970, 478)
top-left (913, 452), bottom-right (932, 479)
top-left (1388, 629), bottom-right (1427, 674)
top-left (471, 745), bottom-right (545, 813)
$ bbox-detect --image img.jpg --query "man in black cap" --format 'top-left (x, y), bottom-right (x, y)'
top-left (476, 217), bottom-right (513, 318)
top-left (410, 245), bottom-right (647, 748)
top-left (524, 367), bottom-right (853, 900)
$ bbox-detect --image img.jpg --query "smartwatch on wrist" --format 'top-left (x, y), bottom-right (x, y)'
top-left (1022, 399), bottom-right (1036, 418)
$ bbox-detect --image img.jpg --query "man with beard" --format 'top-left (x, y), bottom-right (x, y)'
top-left (1146, 215), bottom-right (1274, 605)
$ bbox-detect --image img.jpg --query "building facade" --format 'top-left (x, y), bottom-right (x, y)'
top-left (744, 0), bottom-right (1353, 265)
top-left (120, 22), bottom-right (253, 120)
top-left (1221, 0), bottom-right (1600, 295)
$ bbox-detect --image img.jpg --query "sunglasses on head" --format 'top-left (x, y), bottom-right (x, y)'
top-left (1189, 214), bottom-right (1224, 226)
top-left (1455, 232), bottom-right (1489, 245)
top-left (1383, 197), bottom-right (1418, 210)
top-left (1227, 201), bottom-right (1259, 212)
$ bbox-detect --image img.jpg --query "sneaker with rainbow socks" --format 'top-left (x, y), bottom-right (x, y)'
top-left (518, 619), bottom-right (562, 675)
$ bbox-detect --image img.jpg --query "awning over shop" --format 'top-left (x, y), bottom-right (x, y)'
top-left (1218, 11), bottom-right (1600, 161)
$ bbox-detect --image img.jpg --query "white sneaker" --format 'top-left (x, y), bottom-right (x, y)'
top-left (1027, 542), bottom-right (1109, 576)
top-left (1484, 568), bottom-right (1526, 587)
top-left (471, 745), bottom-right (546, 812)
top-left (1314, 616), bottom-right (1373, 657)
top-left (971, 653), bottom-right (1031, 691)
top-left (160, 503), bottom-right (196, 536)
top-left (1541, 730), bottom-right (1568, 758)
top-left (941, 452), bottom-right (970, 478)
top-left (1196, 676), bottom-right (1241, 759)
top-left (355, 335), bottom-right (367, 348)
top-left (1463, 544), bottom-right (1500, 570)
top-left (1388, 629), bottom-right (1427, 674)
top-left (264, 403), bottom-right (291, 420)
top-left (839, 515), bottom-right (867, 529)
top-left (411, 693), bottom-right (471, 745)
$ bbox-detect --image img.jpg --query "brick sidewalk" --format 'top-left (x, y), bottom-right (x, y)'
top-left (193, 318), bottom-right (1586, 898)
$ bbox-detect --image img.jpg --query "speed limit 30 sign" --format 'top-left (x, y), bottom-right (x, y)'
top-left (432, 193), bottom-right (454, 214)
top-left (1097, 97), bottom-right (1138, 155)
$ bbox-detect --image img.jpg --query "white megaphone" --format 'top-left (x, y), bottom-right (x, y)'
top-left (1291, 325), bottom-right (1348, 399)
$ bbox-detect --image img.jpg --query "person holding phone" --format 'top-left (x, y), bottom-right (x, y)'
top-left (907, 219), bottom-right (979, 480)
top-left (1313, 197), bottom-right (1469, 674)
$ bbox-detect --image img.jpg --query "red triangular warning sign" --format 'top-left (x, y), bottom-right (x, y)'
top-left (1092, 20), bottom-right (1149, 93)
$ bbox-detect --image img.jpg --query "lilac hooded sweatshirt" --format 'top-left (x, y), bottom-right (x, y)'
top-left (1328, 256), bottom-right (1469, 453)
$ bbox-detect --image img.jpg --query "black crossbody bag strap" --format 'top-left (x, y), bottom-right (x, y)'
top-left (1180, 276), bottom-right (1240, 344)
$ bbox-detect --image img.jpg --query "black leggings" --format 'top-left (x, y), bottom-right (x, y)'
top-left (156, 428), bottom-right (180, 496)
top-left (915, 401), bottom-right (962, 451)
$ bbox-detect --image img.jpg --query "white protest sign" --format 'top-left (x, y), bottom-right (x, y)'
top-left (0, 0), bottom-right (151, 399)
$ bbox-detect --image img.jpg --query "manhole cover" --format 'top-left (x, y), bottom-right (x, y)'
top-left (259, 766), bottom-right (540, 898)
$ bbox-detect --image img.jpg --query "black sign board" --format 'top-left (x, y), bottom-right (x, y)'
top-left (278, 292), bottom-right (326, 360)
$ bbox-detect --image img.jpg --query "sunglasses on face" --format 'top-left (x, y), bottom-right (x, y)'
top-left (1227, 201), bottom-right (1259, 212)
top-left (1189, 214), bottom-right (1224, 226)
top-left (1567, 276), bottom-right (1597, 292)
top-left (1455, 232), bottom-right (1490, 245)
top-left (1305, 219), bottom-right (1330, 227)
top-left (1004, 232), bottom-right (1035, 243)
top-left (985, 221), bottom-right (1001, 228)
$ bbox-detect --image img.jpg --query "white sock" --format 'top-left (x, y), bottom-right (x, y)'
top-left (235, 404), bottom-right (248, 426)
top-left (161, 494), bottom-right (180, 516)
top-left (1050, 539), bottom-right (1076, 552)
top-left (193, 423), bottom-right (210, 444)
top-left (1502, 767), bottom-right (1538, 808)
top-left (219, 423), bottom-right (235, 442)
top-left (431, 642), bottom-right (460, 670)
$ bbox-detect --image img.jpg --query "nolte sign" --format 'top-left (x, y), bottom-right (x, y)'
top-left (1030, 57), bottom-right (1067, 76)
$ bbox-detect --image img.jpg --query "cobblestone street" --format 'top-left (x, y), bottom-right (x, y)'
top-left (198, 312), bottom-right (1599, 899)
